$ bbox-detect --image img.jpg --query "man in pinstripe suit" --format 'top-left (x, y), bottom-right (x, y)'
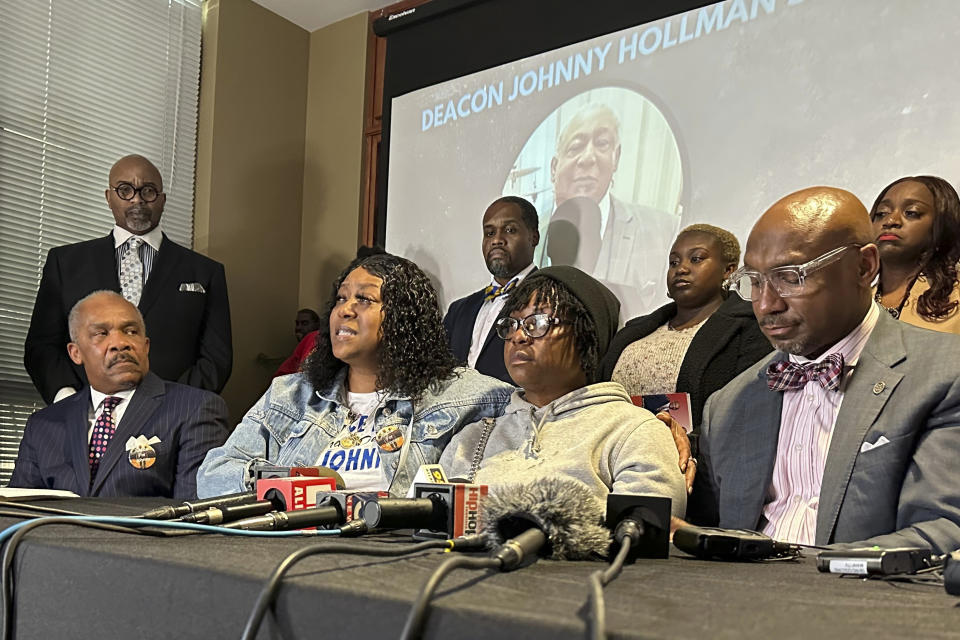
top-left (10, 291), bottom-right (229, 499)
top-left (23, 154), bottom-right (232, 405)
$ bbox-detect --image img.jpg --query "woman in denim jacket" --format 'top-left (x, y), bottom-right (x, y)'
top-left (197, 254), bottom-right (514, 498)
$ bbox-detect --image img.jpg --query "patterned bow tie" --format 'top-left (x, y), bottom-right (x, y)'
top-left (483, 278), bottom-right (518, 302)
top-left (766, 352), bottom-right (845, 391)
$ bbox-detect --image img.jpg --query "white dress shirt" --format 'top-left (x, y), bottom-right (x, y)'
top-left (467, 262), bottom-right (536, 367)
top-left (88, 387), bottom-right (137, 442)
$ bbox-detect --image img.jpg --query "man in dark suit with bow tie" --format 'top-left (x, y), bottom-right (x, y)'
top-left (689, 186), bottom-right (960, 554)
top-left (443, 196), bottom-right (539, 384)
top-left (10, 291), bottom-right (229, 498)
top-left (23, 154), bottom-right (232, 405)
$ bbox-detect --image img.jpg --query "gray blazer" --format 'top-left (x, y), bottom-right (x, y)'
top-left (695, 307), bottom-right (960, 553)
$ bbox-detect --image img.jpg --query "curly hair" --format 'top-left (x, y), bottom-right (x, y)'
top-left (677, 223), bottom-right (741, 265)
top-left (500, 274), bottom-right (602, 383)
top-left (303, 253), bottom-right (458, 400)
top-left (871, 176), bottom-right (960, 319)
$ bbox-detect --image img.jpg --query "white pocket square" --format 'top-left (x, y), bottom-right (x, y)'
top-left (860, 435), bottom-right (890, 453)
top-left (179, 282), bottom-right (206, 293)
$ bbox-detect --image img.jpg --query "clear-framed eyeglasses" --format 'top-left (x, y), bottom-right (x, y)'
top-left (110, 182), bottom-right (161, 203)
top-left (727, 243), bottom-right (863, 301)
top-left (495, 313), bottom-right (568, 339)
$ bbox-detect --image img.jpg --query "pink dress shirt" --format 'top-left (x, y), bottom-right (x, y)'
top-left (760, 303), bottom-right (880, 545)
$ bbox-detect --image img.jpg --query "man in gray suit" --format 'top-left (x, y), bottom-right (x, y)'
top-left (690, 186), bottom-right (960, 554)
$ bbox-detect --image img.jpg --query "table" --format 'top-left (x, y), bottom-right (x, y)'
top-left (2, 499), bottom-right (957, 639)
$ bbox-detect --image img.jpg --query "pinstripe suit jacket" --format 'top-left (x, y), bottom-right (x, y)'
top-left (9, 372), bottom-right (230, 499)
top-left (694, 308), bottom-right (960, 554)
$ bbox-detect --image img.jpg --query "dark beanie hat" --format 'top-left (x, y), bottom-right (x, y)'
top-left (530, 265), bottom-right (620, 357)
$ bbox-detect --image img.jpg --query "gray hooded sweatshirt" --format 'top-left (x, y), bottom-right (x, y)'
top-left (440, 382), bottom-right (687, 517)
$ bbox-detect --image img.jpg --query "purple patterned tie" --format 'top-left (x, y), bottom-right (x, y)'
top-left (766, 353), bottom-right (845, 391)
top-left (89, 396), bottom-right (122, 481)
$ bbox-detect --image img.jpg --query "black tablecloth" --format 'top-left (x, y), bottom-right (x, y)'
top-left (1, 498), bottom-right (957, 639)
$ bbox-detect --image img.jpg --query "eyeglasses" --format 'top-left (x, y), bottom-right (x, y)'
top-left (495, 313), bottom-right (567, 339)
top-left (110, 182), bottom-right (161, 203)
top-left (727, 244), bottom-right (863, 301)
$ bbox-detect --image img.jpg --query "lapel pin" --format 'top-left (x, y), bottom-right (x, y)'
top-left (126, 435), bottom-right (161, 469)
top-left (872, 381), bottom-right (885, 395)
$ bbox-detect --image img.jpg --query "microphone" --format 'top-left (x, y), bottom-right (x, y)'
top-left (546, 196), bottom-right (602, 271)
top-left (481, 478), bottom-right (610, 569)
top-left (673, 525), bottom-right (800, 560)
top-left (360, 494), bottom-right (448, 531)
top-left (605, 494), bottom-right (672, 560)
top-left (223, 504), bottom-right (346, 531)
top-left (256, 476), bottom-right (337, 512)
top-left (138, 491), bottom-right (258, 520)
top-left (318, 491), bottom-right (389, 523)
top-left (176, 500), bottom-right (278, 525)
top-left (945, 550), bottom-right (960, 595)
top-left (397, 479), bottom-right (608, 640)
top-left (359, 482), bottom-right (489, 538)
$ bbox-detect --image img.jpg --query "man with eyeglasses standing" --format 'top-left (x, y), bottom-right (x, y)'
top-left (686, 186), bottom-right (960, 554)
top-left (24, 154), bottom-right (232, 405)
top-left (441, 265), bottom-right (688, 511)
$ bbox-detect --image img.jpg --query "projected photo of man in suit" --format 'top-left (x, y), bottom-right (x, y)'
top-left (505, 88), bottom-right (684, 317)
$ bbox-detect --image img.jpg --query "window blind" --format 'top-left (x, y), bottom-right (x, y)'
top-left (0, 0), bottom-right (202, 485)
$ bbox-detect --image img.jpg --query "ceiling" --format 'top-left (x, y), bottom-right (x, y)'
top-left (251, 0), bottom-right (390, 32)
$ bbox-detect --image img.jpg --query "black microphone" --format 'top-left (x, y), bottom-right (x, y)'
top-left (222, 504), bottom-right (346, 531)
top-left (673, 525), bottom-right (800, 560)
top-left (546, 196), bottom-right (602, 271)
top-left (138, 491), bottom-right (258, 520)
top-left (481, 478), bottom-right (610, 570)
top-left (945, 550), bottom-right (960, 595)
top-left (605, 494), bottom-right (672, 560)
top-left (360, 494), bottom-right (448, 531)
top-left (176, 500), bottom-right (277, 525)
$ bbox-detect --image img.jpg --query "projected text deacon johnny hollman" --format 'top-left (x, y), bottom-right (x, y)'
top-left (421, 43), bottom-right (612, 132)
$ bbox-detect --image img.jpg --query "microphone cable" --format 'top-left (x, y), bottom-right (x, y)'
top-left (398, 552), bottom-right (501, 640)
top-left (586, 519), bottom-right (639, 640)
top-left (0, 515), bottom-right (343, 640)
top-left (241, 533), bottom-right (486, 640)
top-left (0, 501), bottom-right (112, 518)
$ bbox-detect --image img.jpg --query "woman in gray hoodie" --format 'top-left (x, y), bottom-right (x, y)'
top-left (441, 266), bottom-right (687, 517)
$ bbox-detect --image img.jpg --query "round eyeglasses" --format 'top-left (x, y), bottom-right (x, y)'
top-left (110, 182), bottom-right (161, 203)
top-left (495, 313), bottom-right (567, 339)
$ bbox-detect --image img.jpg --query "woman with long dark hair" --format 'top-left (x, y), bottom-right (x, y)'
top-left (197, 253), bottom-right (513, 497)
top-left (871, 175), bottom-right (960, 334)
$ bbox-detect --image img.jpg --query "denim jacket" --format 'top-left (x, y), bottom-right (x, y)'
top-left (196, 367), bottom-right (514, 498)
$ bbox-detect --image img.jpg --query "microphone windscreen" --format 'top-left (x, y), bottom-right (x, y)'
top-left (480, 478), bottom-right (610, 560)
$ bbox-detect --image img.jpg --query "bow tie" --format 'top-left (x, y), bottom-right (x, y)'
top-left (766, 352), bottom-right (845, 391)
top-left (483, 278), bottom-right (518, 302)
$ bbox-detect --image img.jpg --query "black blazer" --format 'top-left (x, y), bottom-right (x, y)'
top-left (443, 289), bottom-right (515, 384)
top-left (600, 295), bottom-right (772, 432)
top-left (24, 233), bottom-right (233, 404)
top-left (8, 372), bottom-right (230, 499)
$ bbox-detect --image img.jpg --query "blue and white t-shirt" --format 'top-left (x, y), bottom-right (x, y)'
top-left (316, 391), bottom-right (390, 491)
